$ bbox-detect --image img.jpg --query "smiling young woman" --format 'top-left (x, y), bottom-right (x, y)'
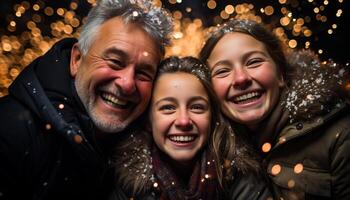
top-left (200, 19), bottom-right (350, 199)
top-left (110, 56), bottom-right (272, 200)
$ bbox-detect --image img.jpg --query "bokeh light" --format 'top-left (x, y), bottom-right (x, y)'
top-left (0, 0), bottom-right (349, 96)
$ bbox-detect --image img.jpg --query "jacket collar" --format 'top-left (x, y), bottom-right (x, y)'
top-left (272, 103), bottom-right (349, 150)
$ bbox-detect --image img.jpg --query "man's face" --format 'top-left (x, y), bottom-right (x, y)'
top-left (70, 17), bottom-right (160, 134)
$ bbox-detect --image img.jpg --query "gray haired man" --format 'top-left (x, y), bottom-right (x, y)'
top-left (0, 0), bottom-right (172, 199)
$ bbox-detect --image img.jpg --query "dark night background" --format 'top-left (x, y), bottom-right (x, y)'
top-left (0, 0), bottom-right (349, 96)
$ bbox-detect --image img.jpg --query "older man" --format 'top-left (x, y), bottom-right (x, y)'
top-left (0, 0), bottom-right (172, 199)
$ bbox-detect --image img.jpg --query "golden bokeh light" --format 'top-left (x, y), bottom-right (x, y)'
top-left (33, 4), bottom-right (40, 11)
top-left (294, 163), bottom-right (304, 174)
top-left (70, 2), bottom-right (78, 10)
top-left (303, 29), bottom-right (312, 37)
top-left (10, 21), bottom-right (16, 27)
top-left (262, 142), bottom-right (272, 153)
top-left (287, 179), bottom-right (296, 188)
top-left (0, 0), bottom-right (348, 97)
top-left (220, 10), bottom-right (230, 19)
top-left (225, 5), bottom-right (235, 15)
top-left (345, 83), bottom-right (350, 91)
top-left (45, 123), bottom-right (52, 130)
top-left (264, 6), bottom-right (274, 16)
top-left (280, 17), bottom-right (290, 26)
top-left (279, 0), bottom-right (287, 4)
top-left (44, 7), bottom-right (54, 16)
top-left (58, 104), bottom-right (65, 109)
top-left (74, 135), bottom-right (83, 144)
top-left (57, 8), bottom-right (65, 16)
top-left (288, 39), bottom-right (298, 48)
top-left (336, 9), bottom-right (343, 17)
top-left (271, 164), bottom-right (282, 175)
top-left (173, 10), bottom-right (182, 19)
top-left (314, 7), bottom-right (320, 13)
top-left (207, 0), bottom-right (217, 9)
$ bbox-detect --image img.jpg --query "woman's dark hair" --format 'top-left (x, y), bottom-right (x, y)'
top-left (199, 19), bottom-right (287, 81)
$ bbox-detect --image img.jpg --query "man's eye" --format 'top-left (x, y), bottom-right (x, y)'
top-left (136, 70), bottom-right (154, 82)
top-left (107, 59), bottom-right (123, 69)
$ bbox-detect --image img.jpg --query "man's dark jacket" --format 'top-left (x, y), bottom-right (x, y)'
top-left (0, 38), bottom-right (119, 200)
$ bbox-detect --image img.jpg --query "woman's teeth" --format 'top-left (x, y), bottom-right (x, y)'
top-left (169, 135), bottom-right (195, 143)
top-left (233, 91), bottom-right (261, 104)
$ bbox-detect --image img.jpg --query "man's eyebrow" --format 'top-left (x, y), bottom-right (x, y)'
top-left (102, 47), bottom-right (128, 59)
top-left (138, 63), bottom-right (157, 74)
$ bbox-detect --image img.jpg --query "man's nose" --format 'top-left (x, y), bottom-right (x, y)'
top-left (114, 66), bottom-right (136, 95)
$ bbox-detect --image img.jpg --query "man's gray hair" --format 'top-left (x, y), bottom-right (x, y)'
top-left (78, 0), bottom-right (172, 56)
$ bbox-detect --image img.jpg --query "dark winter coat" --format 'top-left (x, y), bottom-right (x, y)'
top-left (109, 130), bottom-right (273, 200)
top-left (0, 38), bottom-right (120, 200)
top-left (256, 50), bottom-right (350, 199)
top-left (266, 104), bottom-right (350, 200)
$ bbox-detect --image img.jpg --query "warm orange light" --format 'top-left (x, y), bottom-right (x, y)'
top-left (271, 164), bottom-right (282, 175)
top-left (262, 143), bottom-right (272, 153)
top-left (294, 163), bottom-right (304, 174)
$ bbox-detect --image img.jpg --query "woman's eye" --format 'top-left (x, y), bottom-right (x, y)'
top-left (159, 104), bottom-right (176, 111)
top-left (213, 68), bottom-right (230, 77)
top-left (246, 58), bottom-right (263, 67)
top-left (190, 104), bottom-right (207, 113)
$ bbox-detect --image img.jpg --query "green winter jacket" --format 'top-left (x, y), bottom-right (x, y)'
top-left (266, 104), bottom-right (350, 199)
top-left (256, 50), bottom-right (350, 199)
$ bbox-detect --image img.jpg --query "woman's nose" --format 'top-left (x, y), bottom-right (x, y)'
top-left (174, 110), bottom-right (193, 130)
top-left (232, 68), bottom-right (252, 89)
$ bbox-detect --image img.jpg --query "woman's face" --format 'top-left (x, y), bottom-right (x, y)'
top-left (207, 32), bottom-right (283, 129)
top-left (150, 72), bottom-right (211, 165)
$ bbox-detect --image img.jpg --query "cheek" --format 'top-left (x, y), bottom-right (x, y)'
top-left (212, 78), bottom-right (229, 100)
top-left (252, 64), bottom-right (281, 86)
top-left (82, 67), bottom-right (114, 88)
top-left (196, 115), bottom-right (211, 138)
top-left (137, 82), bottom-right (153, 100)
top-left (151, 113), bottom-right (169, 136)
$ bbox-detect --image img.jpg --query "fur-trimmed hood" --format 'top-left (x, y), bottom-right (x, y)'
top-left (112, 131), bottom-right (156, 197)
top-left (111, 128), bottom-right (260, 198)
top-left (282, 49), bottom-right (348, 123)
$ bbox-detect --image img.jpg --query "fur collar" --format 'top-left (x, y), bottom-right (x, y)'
top-left (282, 50), bottom-right (348, 123)
top-left (112, 131), bottom-right (156, 197)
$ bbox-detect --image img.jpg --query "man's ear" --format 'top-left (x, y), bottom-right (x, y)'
top-left (70, 43), bottom-right (82, 77)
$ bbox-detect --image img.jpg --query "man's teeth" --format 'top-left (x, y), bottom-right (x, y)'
top-left (101, 93), bottom-right (127, 106)
top-left (234, 92), bottom-right (260, 102)
top-left (169, 135), bottom-right (195, 142)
